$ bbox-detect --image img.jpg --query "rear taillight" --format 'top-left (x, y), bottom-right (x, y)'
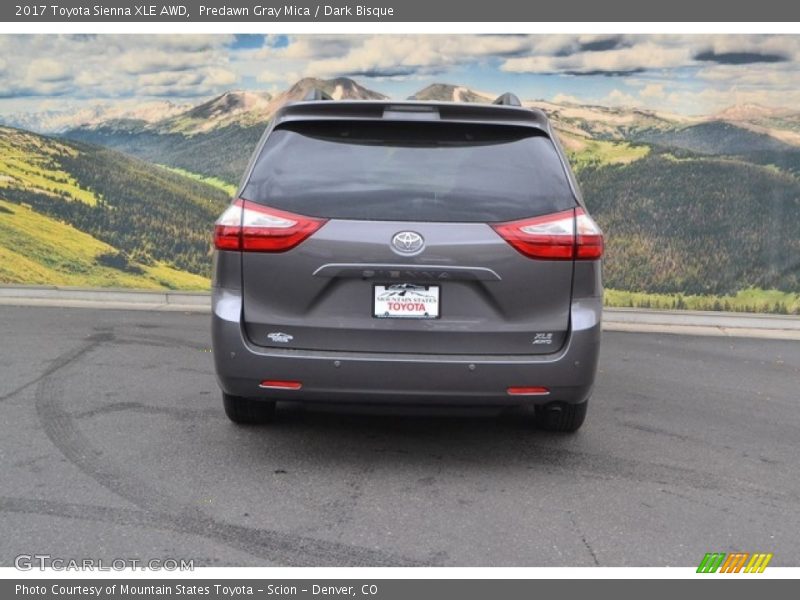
top-left (213, 202), bottom-right (244, 250)
top-left (491, 208), bottom-right (603, 260)
top-left (574, 209), bottom-right (604, 259)
top-left (213, 199), bottom-right (327, 253)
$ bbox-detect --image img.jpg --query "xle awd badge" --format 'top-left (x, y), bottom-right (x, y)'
top-left (532, 333), bottom-right (553, 345)
top-left (391, 231), bottom-right (425, 255)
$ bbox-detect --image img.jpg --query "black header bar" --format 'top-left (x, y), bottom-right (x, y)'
top-left (3, 0), bottom-right (800, 23)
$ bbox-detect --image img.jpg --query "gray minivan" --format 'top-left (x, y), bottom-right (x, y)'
top-left (211, 92), bottom-right (603, 432)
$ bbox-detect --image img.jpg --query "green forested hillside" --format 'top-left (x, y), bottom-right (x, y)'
top-left (0, 126), bottom-right (229, 287)
top-left (0, 199), bottom-right (208, 289)
top-left (635, 121), bottom-right (793, 155)
top-left (737, 149), bottom-right (800, 178)
top-left (65, 124), bottom-right (262, 186)
top-left (580, 151), bottom-right (800, 295)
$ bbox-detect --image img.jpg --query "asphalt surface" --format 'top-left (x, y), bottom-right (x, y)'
top-left (1, 305), bottom-right (798, 567)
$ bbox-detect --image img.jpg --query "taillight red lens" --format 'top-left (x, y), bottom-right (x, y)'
top-left (213, 199), bottom-right (326, 253)
top-left (492, 208), bottom-right (603, 260)
top-left (213, 201), bottom-right (243, 250)
top-left (575, 208), bottom-right (604, 259)
top-left (492, 209), bottom-right (575, 259)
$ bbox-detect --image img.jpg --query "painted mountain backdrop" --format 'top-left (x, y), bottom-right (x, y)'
top-left (2, 77), bottom-right (800, 312)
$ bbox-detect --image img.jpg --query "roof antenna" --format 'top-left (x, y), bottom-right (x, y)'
top-left (303, 88), bottom-right (334, 101)
top-left (492, 92), bottom-right (522, 107)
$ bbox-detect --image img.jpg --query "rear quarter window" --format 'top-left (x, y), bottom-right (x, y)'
top-left (241, 120), bottom-right (577, 222)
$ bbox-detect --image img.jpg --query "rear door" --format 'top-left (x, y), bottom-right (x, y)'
top-left (238, 120), bottom-right (578, 355)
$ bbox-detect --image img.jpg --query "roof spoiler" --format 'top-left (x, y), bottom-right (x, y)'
top-left (492, 92), bottom-right (522, 107)
top-left (277, 100), bottom-right (549, 130)
top-left (303, 88), bottom-right (334, 101)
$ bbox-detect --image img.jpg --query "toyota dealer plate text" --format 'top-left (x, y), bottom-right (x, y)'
top-left (373, 284), bottom-right (440, 319)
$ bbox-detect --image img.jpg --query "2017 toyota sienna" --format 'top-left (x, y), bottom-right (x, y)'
top-left (211, 91), bottom-right (603, 432)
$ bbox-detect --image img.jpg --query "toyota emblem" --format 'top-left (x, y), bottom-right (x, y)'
top-left (391, 231), bottom-right (425, 255)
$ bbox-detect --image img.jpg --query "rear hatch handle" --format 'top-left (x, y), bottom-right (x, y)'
top-left (313, 263), bottom-right (502, 282)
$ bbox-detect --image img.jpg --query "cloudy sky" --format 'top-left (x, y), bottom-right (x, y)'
top-left (1, 34), bottom-right (799, 115)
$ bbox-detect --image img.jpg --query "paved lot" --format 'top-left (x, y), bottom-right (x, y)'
top-left (1, 306), bottom-right (798, 567)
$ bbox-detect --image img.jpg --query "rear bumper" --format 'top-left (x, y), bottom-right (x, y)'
top-left (212, 287), bottom-right (601, 407)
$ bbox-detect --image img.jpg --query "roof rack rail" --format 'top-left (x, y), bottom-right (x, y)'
top-left (303, 88), bottom-right (334, 101)
top-left (492, 92), bottom-right (522, 107)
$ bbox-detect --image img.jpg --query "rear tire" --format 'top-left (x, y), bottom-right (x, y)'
top-left (535, 400), bottom-right (588, 433)
top-left (222, 393), bottom-right (276, 425)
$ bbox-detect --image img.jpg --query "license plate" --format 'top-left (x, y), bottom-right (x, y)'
top-left (373, 284), bottom-right (440, 319)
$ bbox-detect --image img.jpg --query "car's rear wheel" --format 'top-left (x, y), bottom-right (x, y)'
top-left (222, 393), bottom-right (276, 425)
top-left (534, 400), bottom-right (588, 433)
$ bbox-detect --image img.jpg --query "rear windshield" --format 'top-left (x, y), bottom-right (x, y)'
top-left (241, 121), bottom-right (576, 222)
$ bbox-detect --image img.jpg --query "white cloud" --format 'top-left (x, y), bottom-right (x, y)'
top-left (551, 93), bottom-right (583, 104)
top-left (501, 42), bottom-right (692, 74)
top-left (138, 71), bottom-right (195, 87)
top-left (499, 35), bottom-right (800, 76)
top-left (136, 34), bottom-right (235, 52)
top-left (202, 67), bottom-right (238, 87)
top-left (268, 36), bottom-right (353, 60)
top-left (697, 35), bottom-right (800, 60)
top-left (74, 70), bottom-right (103, 88)
top-left (0, 34), bottom-right (240, 101)
top-left (696, 63), bottom-right (800, 88)
top-left (639, 84), bottom-right (666, 99)
top-left (604, 89), bottom-right (640, 106)
top-left (117, 49), bottom-right (214, 75)
top-left (257, 70), bottom-right (299, 84)
top-left (26, 58), bottom-right (71, 83)
top-left (273, 35), bottom-right (533, 79)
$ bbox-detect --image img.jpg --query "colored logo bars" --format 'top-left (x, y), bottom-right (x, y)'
top-left (697, 552), bottom-right (773, 573)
